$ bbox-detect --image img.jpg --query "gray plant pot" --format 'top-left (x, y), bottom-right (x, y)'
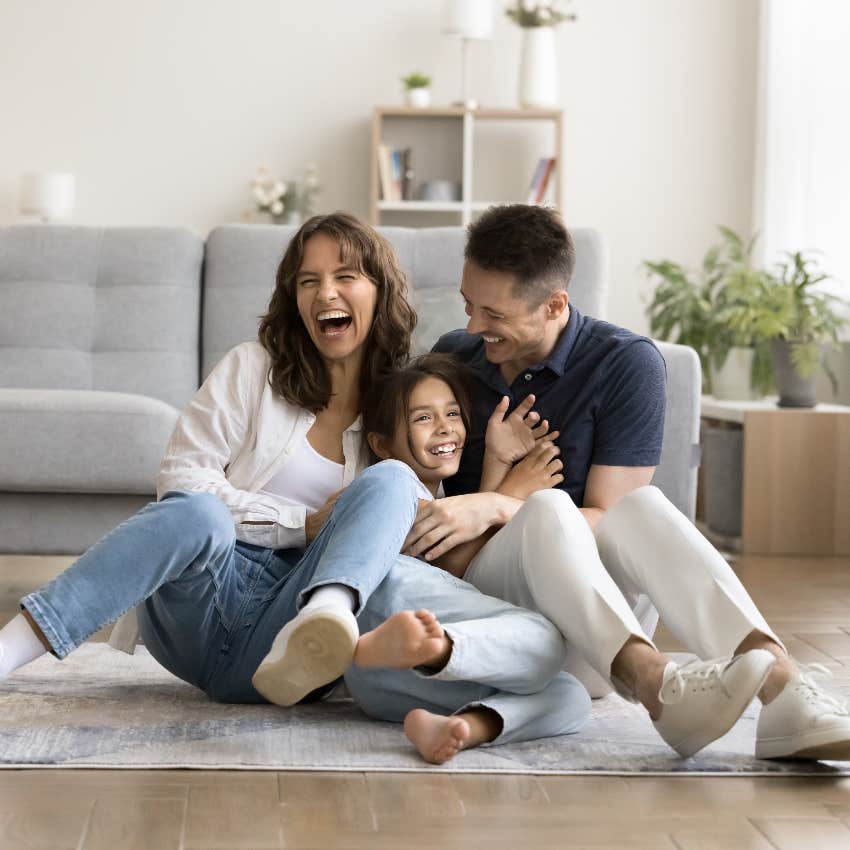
top-left (771, 339), bottom-right (818, 408)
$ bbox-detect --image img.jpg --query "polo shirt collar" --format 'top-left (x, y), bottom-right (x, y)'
top-left (540, 305), bottom-right (581, 377)
top-left (469, 305), bottom-right (583, 391)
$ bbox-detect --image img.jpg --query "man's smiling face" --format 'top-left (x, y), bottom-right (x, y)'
top-left (460, 259), bottom-right (568, 381)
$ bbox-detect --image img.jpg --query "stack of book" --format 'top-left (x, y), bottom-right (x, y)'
top-left (525, 157), bottom-right (557, 205)
top-left (377, 145), bottom-right (414, 202)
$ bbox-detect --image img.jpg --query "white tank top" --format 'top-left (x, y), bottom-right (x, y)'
top-left (260, 434), bottom-right (345, 513)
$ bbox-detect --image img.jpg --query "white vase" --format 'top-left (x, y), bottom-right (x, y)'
top-left (711, 346), bottom-right (759, 400)
top-left (405, 87), bottom-right (431, 108)
top-left (519, 27), bottom-right (557, 108)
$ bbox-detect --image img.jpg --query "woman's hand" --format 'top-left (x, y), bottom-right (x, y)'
top-left (403, 492), bottom-right (521, 562)
top-left (305, 488), bottom-right (344, 543)
top-left (484, 394), bottom-right (550, 467)
top-left (498, 439), bottom-right (564, 501)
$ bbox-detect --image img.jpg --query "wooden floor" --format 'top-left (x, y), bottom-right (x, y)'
top-left (1, 553), bottom-right (850, 849)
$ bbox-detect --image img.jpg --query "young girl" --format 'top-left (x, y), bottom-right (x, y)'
top-left (348, 352), bottom-right (568, 764)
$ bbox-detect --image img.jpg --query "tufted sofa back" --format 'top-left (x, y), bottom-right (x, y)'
top-left (202, 224), bottom-right (608, 380)
top-left (0, 226), bottom-right (203, 411)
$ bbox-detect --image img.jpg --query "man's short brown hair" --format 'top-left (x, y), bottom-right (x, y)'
top-left (465, 204), bottom-right (576, 306)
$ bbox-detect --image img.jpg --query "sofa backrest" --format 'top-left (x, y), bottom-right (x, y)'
top-left (202, 224), bottom-right (608, 379)
top-left (0, 226), bottom-right (203, 410)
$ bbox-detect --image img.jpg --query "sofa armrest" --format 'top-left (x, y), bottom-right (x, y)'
top-left (651, 340), bottom-right (702, 521)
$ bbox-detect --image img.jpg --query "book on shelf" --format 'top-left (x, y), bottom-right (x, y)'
top-left (525, 156), bottom-right (557, 205)
top-left (377, 145), bottom-right (414, 202)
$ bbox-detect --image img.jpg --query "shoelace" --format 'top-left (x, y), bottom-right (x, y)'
top-left (793, 663), bottom-right (849, 716)
top-left (659, 657), bottom-right (732, 705)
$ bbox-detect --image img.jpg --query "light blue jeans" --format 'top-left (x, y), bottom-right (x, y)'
top-left (22, 462), bottom-right (590, 744)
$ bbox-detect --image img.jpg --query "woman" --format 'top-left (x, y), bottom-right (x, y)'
top-left (0, 214), bottom-right (581, 744)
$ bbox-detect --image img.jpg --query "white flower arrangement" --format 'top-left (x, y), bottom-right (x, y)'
top-left (251, 164), bottom-right (321, 224)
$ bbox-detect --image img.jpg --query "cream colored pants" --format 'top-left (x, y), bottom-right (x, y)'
top-left (464, 485), bottom-right (783, 698)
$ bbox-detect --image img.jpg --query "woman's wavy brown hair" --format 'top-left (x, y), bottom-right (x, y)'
top-left (258, 212), bottom-right (417, 412)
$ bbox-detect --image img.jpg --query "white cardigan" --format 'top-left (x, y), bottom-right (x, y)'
top-left (156, 340), bottom-right (371, 550)
top-left (109, 340), bottom-right (372, 652)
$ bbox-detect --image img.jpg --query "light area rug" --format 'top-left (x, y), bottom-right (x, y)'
top-left (0, 644), bottom-right (847, 775)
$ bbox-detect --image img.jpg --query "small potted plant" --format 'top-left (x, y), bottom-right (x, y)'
top-left (759, 251), bottom-right (847, 407)
top-left (401, 71), bottom-right (432, 108)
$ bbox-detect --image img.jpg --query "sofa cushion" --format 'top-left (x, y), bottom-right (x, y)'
top-left (0, 389), bottom-right (178, 494)
top-left (0, 225), bottom-right (203, 410)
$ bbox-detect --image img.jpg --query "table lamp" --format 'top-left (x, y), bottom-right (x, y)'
top-left (19, 172), bottom-right (76, 222)
top-left (442, 0), bottom-right (493, 109)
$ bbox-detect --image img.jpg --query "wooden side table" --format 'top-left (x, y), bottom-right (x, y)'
top-left (701, 397), bottom-right (850, 556)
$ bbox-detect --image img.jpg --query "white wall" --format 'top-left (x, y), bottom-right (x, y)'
top-left (0, 0), bottom-right (759, 335)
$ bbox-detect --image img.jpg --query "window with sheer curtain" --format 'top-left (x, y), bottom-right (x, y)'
top-left (752, 0), bottom-right (850, 330)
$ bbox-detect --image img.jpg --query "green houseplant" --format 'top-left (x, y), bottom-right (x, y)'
top-left (644, 227), bottom-right (773, 397)
top-left (760, 251), bottom-right (847, 406)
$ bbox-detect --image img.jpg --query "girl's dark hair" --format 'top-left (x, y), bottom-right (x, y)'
top-left (465, 204), bottom-right (576, 306)
top-left (362, 353), bottom-right (475, 461)
top-left (258, 212), bottom-right (417, 412)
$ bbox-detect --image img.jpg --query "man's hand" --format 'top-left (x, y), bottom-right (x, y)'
top-left (305, 488), bottom-right (344, 543)
top-left (403, 492), bottom-right (519, 562)
top-left (484, 394), bottom-right (551, 466)
top-left (498, 437), bottom-right (564, 500)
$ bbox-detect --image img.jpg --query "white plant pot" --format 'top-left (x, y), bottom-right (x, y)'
top-left (519, 27), bottom-right (557, 108)
top-left (711, 346), bottom-right (759, 400)
top-left (405, 88), bottom-right (431, 108)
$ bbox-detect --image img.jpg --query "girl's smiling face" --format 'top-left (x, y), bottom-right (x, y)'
top-left (370, 376), bottom-right (466, 494)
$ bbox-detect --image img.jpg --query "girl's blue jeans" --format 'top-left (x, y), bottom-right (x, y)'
top-left (22, 462), bottom-right (590, 745)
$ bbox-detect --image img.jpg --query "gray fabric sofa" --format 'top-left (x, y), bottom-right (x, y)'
top-left (0, 223), bottom-right (700, 555)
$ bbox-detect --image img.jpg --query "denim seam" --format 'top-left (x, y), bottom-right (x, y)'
top-left (26, 588), bottom-right (144, 658)
top-left (20, 594), bottom-right (70, 657)
top-left (297, 577), bottom-right (368, 615)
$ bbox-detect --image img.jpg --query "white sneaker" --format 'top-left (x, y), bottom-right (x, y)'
top-left (653, 650), bottom-right (776, 758)
top-left (756, 663), bottom-right (850, 760)
top-left (251, 605), bottom-right (359, 707)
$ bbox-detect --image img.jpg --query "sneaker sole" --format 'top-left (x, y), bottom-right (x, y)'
top-left (667, 658), bottom-right (775, 758)
top-left (251, 613), bottom-right (357, 707)
top-left (757, 730), bottom-right (850, 761)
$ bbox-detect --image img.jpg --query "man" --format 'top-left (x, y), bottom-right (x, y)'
top-left (394, 203), bottom-right (850, 761)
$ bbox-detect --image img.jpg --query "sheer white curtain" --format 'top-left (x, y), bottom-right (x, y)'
top-left (752, 0), bottom-right (850, 331)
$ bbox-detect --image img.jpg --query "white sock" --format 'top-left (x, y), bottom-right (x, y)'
top-left (0, 613), bottom-right (48, 678)
top-left (302, 584), bottom-right (358, 613)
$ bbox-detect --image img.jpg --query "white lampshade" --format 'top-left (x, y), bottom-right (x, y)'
top-left (19, 172), bottom-right (76, 222)
top-left (442, 0), bottom-right (493, 40)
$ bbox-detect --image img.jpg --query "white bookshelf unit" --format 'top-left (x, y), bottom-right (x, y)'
top-left (370, 106), bottom-right (563, 226)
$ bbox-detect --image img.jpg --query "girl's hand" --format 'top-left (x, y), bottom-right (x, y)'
top-left (484, 394), bottom-right (550, 466)
top-left (498, 439), bottom-right (564, 500)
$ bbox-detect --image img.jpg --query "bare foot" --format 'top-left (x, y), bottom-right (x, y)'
top-left (404, 708), bottom-right (470, 764)
top-left (353, 609), bottom-right (450, 669)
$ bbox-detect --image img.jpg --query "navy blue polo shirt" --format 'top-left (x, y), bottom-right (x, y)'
top-left (432, 306), bottom-right (666, 507)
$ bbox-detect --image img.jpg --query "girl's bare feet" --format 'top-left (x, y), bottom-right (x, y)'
top-left (404, 709), bottom-right (470, 764)
top-left (353, 609), bottom-right (451, 670)
top-left (404, 706), bottom-right (503, 764)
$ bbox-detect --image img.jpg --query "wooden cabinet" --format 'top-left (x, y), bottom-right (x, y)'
top-left (369, 107), bottom-right (562, 226)
top-left (701, 397), bottom-right (850, 556)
